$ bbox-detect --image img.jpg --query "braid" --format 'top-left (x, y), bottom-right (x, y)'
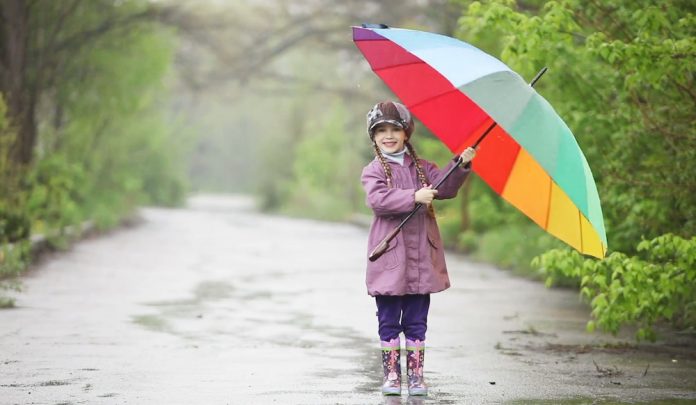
top-left (373, 141), bottom-right (393, 188)
top-left (405, 141), bottom-right (429, 187)
top-left (405, 141), bottom-right (436, 218)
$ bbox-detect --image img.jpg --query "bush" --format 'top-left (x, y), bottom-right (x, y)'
top-left (533, 234), bottom-right (696, 341)
top-left (27, 155), bottom-right (86, 233)
top-left (0, 241), bottom-right (30, 308)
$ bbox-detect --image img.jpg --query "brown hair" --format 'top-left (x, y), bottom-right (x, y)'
top-left (372, 141), bottom-right (394, 188)
top-left (405, 141), bottom-right (428, 188)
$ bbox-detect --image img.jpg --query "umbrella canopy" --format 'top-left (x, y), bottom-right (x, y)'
top-left (353, 25), bottom-right (607, 259)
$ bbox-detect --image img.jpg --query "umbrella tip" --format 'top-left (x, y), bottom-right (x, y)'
top-left (361, 23), bottom-right (389, 29)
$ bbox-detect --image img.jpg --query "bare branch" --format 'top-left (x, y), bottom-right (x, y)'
top-left (45, 8), bottom-right (157, 56)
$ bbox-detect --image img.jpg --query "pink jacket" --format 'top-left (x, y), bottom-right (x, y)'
top-left (361, 154), bottom-right (470, 296)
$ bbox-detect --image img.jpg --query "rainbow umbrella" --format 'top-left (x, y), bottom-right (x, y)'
top-left (353, 25), bottom-right (607, 258)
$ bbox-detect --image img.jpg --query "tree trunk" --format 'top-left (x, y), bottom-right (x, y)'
top-left (0, 0), bottom-right (36, 165)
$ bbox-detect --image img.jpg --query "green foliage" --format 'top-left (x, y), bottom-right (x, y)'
top-left (255, 96), bottom-right (310, 212)
top-left (534, 234), bottom-right (696, 341)
top-left (447, 0), bottom-right (696, 339)
top-left (0, 96), bottom-right (29, 305)
top-left (0, 97), bottom-right (31, 245)
top-left (477, 224), bottom-right (567, 277)
top-left (0, 241), bottom-right (29, 308)
top-left (27, 155), bottom-right (86, 233)
top-left (280, 103), bottom-right (366, 220)
top-left (34, 1), bottom-right (187, 227)
top-left (48, 9), bottom-right (187, 217)
top-left (0, 242), bottom-right (30, 280)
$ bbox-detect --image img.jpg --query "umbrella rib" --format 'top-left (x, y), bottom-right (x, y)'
top-left (578, 209), bottom-right (584, 254)
top-left (408, 87), bottom-right (461, 112)
top-left (373, 60), bottom-right (426, 72)
top-left (371, 59), bottom-right (466, 111)
top-left (544, 177), bottom-right (552, 230)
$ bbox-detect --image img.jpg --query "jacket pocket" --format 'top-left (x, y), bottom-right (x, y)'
top-left (426, 224), bottom-right (441, 250)
top-left (426, 223), bottom-right (443, 266)
top-left (427, 233), bottom-right (438, 263)
top-left (426, 233), bottom-right (439, 249)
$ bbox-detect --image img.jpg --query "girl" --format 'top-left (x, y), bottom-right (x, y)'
top-left (361, 101), bottom-right (475, 396)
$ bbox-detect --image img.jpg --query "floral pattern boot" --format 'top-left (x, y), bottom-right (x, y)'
top-left (380, 337), bottom-right (401, 395)
top-left (406, 338), bottom-right (427, 396)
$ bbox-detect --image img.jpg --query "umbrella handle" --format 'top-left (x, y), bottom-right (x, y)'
top-left (368, 226), bottom-right (401, 261)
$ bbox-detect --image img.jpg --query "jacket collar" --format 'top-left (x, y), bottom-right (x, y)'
top-left (374, 152), bottom-right (414, 167)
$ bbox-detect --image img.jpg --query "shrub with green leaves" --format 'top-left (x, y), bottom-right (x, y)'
top-left (0, 97), bottom-right (30, 246)
top-left (534, 234), bottom-right (696, 341)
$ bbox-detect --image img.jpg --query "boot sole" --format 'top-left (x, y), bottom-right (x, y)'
top-left (409, 389), bottom-right (427, 396)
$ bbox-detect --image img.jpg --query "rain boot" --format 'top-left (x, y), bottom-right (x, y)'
top-left (380, 337), bottom-right (401, 395)
top-left (406, 338), bottom-right (427, 396)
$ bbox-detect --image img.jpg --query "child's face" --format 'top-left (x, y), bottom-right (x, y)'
top-left (373, 123), bottom-right (407, 154)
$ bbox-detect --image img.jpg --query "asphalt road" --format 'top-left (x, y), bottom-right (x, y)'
top-left (1, 194), bottom-right (695, 404)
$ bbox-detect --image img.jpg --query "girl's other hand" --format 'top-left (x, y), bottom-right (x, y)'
top-left (460, 147), bottom-right (476, 163)
top-left (415, 185), bottom-right (438, 205)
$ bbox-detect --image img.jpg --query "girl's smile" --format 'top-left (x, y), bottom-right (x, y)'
top-left (373, 124), bottom-right (407, 154)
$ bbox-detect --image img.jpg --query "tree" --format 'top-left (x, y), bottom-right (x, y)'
top-left (0, 1), bottom-right (187, 239)
top-left (0, 0), bottom-right (169, 165)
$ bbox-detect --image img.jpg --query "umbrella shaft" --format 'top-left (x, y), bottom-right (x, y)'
top-left (473, 122), bottom-right (498, 149)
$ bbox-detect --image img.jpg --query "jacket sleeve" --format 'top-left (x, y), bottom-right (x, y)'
top-left (424, 158), bottom-right (471, 200)
top-left (361, 164), bottom-right (416, 216)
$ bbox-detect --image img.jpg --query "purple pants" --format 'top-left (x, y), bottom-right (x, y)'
top-left (375, 294), bottom-right (430, 341)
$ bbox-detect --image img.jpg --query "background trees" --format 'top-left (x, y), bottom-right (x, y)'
top-left (0, 1), bottom-right (187, 297)
top-left (1, 0), bottom-right (693, 337)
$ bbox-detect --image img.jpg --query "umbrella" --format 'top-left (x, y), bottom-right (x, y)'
top-left (353, 24), bottom-right (607, 259)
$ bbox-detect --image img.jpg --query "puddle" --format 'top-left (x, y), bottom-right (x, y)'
top-left (193, 281), bottom-right (235, 300)
top-left (37, 380), bottom-right (71, 386)
top-left (132, 314), bottom-right (174, 334)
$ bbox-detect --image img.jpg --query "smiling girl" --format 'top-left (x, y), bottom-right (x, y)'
top-left (360, 101), bottom-right (476, 396)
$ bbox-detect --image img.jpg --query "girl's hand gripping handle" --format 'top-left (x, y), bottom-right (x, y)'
top-left (459, 147), bottom-right (476, 165)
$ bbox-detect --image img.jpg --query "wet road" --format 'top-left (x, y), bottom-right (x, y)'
top-left (1, 195), bottom-right (695, 404)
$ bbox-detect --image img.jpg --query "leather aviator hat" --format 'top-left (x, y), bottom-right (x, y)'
top-left (366, 101), bottom-right (415, 139)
